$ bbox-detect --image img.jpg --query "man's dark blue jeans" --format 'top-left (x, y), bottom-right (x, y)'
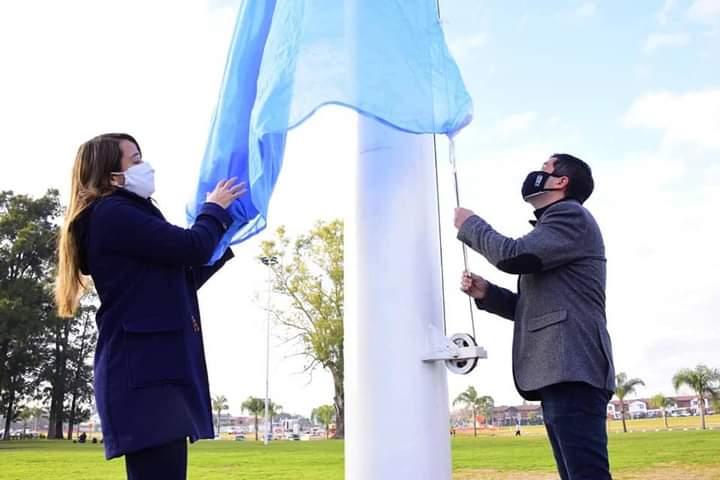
top-left (539, 382), bottom-right (612, 480)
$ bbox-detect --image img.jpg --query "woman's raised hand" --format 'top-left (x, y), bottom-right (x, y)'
top-left (207, 177), bottom-right (247, 209)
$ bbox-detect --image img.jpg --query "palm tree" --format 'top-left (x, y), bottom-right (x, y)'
top-left (614, 372), bottom-right (645, 433)
top-left (453, 386), bottom-right (494, 437)
top-left (312, 405), bottom-right (336, 439)
top-left (212, 395), bottom-right (230, 437)
top-left (480, 396), bottom-right (495, 426)
top-left (649, 394), bottom-right (674, 430)
top-left (672, 365), bottom-right (720, 430)
top-left (241, 397), bottom-right (265, 441)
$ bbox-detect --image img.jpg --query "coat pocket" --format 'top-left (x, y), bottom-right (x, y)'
top-left (527, 310), bottom-right (567, 332)
top-left (124, 322), bottom-right (189, 388)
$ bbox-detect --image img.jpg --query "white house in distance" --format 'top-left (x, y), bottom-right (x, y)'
top-left (606, 395), bottom-right (715, 419)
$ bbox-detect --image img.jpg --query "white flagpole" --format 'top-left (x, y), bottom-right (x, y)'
top-left (345, 115), bottom-right (452, 480)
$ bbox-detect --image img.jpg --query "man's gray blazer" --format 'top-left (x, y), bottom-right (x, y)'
top-left (458, 198), bottom-right (615, 400)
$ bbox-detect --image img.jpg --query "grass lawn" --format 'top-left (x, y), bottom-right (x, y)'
top-left (1, 426), bottom-right (719, 479)
top-left (453, 415), bottom-right (720, 438)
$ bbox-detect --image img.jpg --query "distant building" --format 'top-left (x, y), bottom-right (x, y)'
top-left (490, 404), bottom-right (543, 426)
top-left (606, 395), bottom-right (714, 419)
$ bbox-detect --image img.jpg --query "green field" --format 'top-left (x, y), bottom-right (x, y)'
top-left (452, 415), bottom-right (720, 438)
top-left (1, 427), bottom-right (719, 479)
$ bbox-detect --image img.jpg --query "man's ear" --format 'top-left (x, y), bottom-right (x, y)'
top-left (558, 175), bottom-right (570, 190)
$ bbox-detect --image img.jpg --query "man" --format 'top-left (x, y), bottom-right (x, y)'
top-left (454, 154), bottom-right (615, 480)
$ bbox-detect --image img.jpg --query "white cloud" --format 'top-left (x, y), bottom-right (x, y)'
top-left (208, 0), bottom-right (241, 10)
top-left (575, 2), bottom-right (597, 18)
top-left (495, 112), bottom-right (538, 137)
top-left (643, 32), bottom-right (691, 52)
top-left (448, 33), bottom-right (488, 61)
top-left (689, 0), bottom-right (720, 22)
top-left (623, 88), bottom-right (720, 150)
top-left (657, 0), bottom-right (677, 25)
top-left (591, 147), bottom-right (720, 395)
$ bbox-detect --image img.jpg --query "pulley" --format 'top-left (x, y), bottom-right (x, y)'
top-left (422, 326), bottom-right (487, 375)
top-left (446, 333), bottom-right (480, 375)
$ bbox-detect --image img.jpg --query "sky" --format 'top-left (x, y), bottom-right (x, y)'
top-left (1, 0), bottom-right (719, 418)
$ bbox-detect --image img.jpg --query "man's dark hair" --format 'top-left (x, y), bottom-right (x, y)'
top-left (551, 153), bottom-right (594, 204)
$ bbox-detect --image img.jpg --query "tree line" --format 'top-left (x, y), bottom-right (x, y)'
top-left (213, 394), bottom-right (336, 440)
top-left (453, 366), bottom-right (720, 438)
top-left (614, 366), bottom-right (720, 432)
top-left (0, 190), bottom-right (97, 440)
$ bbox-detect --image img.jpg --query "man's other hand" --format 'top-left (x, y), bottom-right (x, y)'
top-left (454, 207), bottom-right (475, 229)
top-left (460, 271), bottom-right (488, 301)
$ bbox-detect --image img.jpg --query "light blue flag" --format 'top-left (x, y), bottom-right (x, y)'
top-left (188, 0), bottom-right (473, 263)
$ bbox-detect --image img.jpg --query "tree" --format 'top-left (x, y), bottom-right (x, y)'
top-left (649, 393), bottom-right (674, 430)
top-left (268, 401), bottom-right (281, 424)
top-left (479, 396), bottom-right (495, 426)
top-left (267, 401), bottom-right (282, 440)
top-left (17, 406), bottom-right (31, 436)
top-left (259, 220), bottom-right (344, 438)
top-left (1, 190), bottom-right (95, 441)
top-left (614, 372), bottom-right (645, 433)
top-left (241, 396), bottom-right (265, 441)
top-left (0, 190), bottom-right (61, 440)
top-left (1, 323), bottom-right (44, 440)
top-left (453, 386), bottom-right (493, 437)
top-left (26, 406), bottom-right (45, 434)
top-left (42, 309), bottom-right (71, 439)
top-left (64, 301), bottom-right (97, 440)
top-left (212, 395), bottom-right (230, 436)
top-left (37, 295), bottom-right (97, 440)
top-left (672, 365), bottom-right (720, 430)
top-left (311, 404), bottom-right (336, 439)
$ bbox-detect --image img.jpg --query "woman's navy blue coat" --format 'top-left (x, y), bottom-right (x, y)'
top-left (76, 188), bottom-right (236, 459)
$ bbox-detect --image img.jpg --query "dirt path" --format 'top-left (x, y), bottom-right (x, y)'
top-left (614, 465), bottom-right (720, 479)
top-left (454, 471), bottom-right (556, 480)
top-left (454, 465), bottom-right (720, 479)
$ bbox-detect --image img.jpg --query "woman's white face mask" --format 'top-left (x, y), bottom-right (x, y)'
top-left (115, 162), bottom-right (155, 199)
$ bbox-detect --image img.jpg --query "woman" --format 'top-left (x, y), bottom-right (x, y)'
top-left (55, 133), bottom-right (245, 479)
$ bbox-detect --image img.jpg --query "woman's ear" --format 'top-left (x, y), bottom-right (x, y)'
top-left (110, 172), bottom-right (125, 187)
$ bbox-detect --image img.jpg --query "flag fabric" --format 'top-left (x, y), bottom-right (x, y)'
top-left (188, 0), bottom-right (473, 262)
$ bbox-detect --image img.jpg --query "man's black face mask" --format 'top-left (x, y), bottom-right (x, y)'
top-left (521, 170), bottom-right (564, 202)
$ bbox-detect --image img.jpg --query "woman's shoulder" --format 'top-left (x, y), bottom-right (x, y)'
top-left (89, 191), bottom-right (167, 242)
top-left (93, 190), bottom-right (154, 218)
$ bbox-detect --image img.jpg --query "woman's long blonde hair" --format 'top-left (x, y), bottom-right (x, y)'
top-left (55, 133), bottom-right (141, 317)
